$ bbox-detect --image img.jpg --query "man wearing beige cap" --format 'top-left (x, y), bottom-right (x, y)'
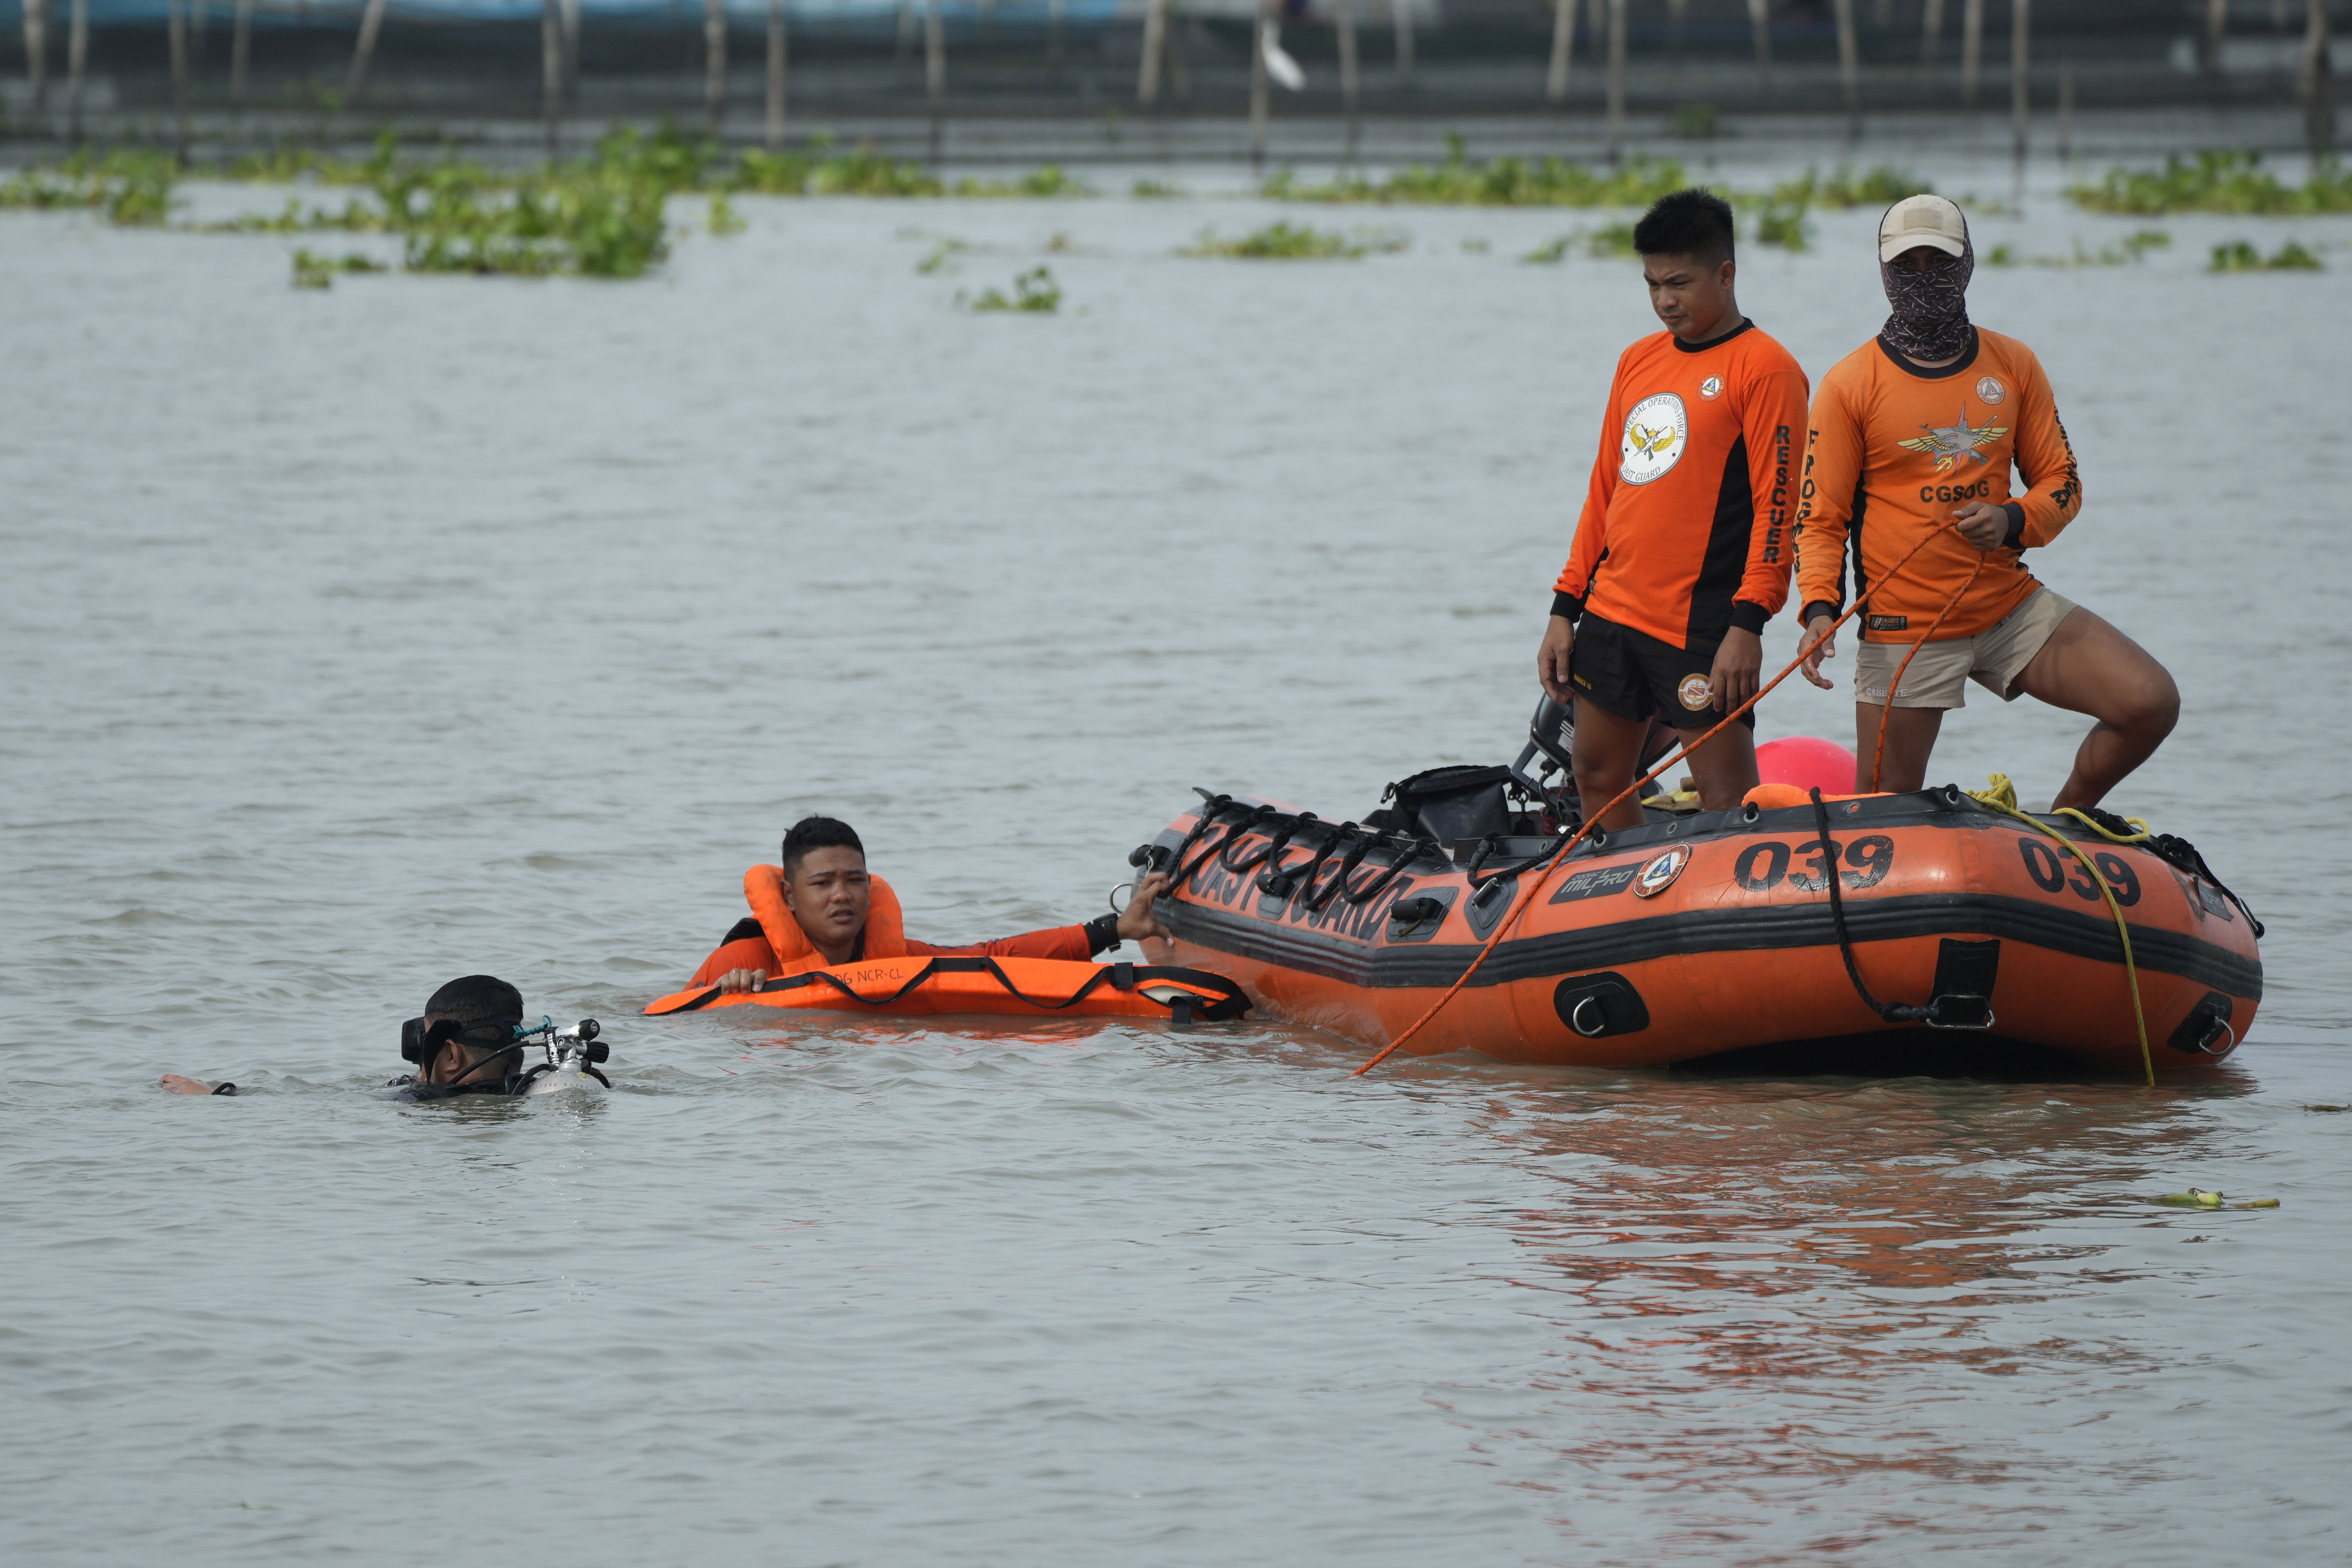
top-left (1790, 194), bottom-right (2179, 809)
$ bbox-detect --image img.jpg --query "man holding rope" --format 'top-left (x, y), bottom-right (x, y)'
top-left (1793, 194), bottom-right (2177, 808)
top-left (1537, 188), bottom-right (1811, 829)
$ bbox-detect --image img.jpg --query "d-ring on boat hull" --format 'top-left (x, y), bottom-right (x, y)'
top-left (1142, 786), bottom-right (2261, 1073)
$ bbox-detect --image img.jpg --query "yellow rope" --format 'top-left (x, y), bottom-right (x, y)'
top-left (1969, 774), bottom-right (2153, 1086)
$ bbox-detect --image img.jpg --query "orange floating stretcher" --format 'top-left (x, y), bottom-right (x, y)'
top-left (644, 954), bottom-right (1251, 1024)
top-left (1138, 779), bottom-right (2263, 1074)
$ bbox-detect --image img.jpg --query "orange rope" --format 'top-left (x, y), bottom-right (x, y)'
top-left (1867, 553), bottom-right (1986, 793)
top-left (1350, 522), bottom-right (1969, 1078)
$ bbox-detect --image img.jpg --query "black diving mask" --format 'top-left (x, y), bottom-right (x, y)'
top-left (400, 1014), bottom-right (527, 1065)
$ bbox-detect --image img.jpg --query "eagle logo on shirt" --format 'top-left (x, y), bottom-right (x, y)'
top-left (1619, 393), bottom-right (1690, 485)
top-left (1897, 407), bottom-right (2009, 476)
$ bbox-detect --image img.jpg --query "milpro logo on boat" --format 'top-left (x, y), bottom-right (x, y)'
top-left (1619, 393), bottom-right (1689, 485)
top-left (1632, 846), bottom-right (1692, 898)
top-left (1974, 374), bottom-right (2006, 406)
top-left (1676, 673), bottom-right (1713, 712)
top-left (1548, 862), bottom-right (1641, 903)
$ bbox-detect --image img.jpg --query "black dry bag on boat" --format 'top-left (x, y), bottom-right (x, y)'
top-left (1375, 764), bottom-right (1517, 846)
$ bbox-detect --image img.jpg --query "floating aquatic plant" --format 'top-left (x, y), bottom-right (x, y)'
top-left (1267, 138), bottom-right (1686, 209)
top-left (0, 149), bottom-right (177, 225)
top-left (915, 237), bottom-right (968, 274)
top-left (1182, 221), bottom-right (1402, 259)
top-left (290, 247), bottom-right (388, 289)
top-left (1130, 179), bottom-right (1185, 199)
top-left (2209, 237), bottom-right (2324, 272)
top-left (2072, 150), bottom-right (2352, 216)
top-left (959, 265), bottom-right (1062, 313)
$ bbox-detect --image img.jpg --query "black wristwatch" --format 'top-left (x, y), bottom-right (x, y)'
top-left (1083, 912), bottom-right (1121, 955)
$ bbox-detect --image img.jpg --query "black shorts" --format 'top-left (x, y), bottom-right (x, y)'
top-left (1568, 614), bottom-right (1756, 732)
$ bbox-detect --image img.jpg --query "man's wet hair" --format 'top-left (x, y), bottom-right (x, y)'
top-left (782, 815), bottom-right (865, 872)
top-left (424, 974), bottom-right (524, 1026)
top-left (1633, 189), bottom-right (1736, 265)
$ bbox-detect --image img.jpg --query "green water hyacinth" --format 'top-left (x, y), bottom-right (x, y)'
top-left (1266, 139), bottom-right (1687, 209)
top-left (2072, 150), bottom-right (2352, 215)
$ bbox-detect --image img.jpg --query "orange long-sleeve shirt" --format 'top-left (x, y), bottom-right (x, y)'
top-left (1552, 321), bottom-right (1811, 651)
top-left (688, 923), bottom-right (1094, 988)
top-left (1793, 327), bottom-right (2083, 642)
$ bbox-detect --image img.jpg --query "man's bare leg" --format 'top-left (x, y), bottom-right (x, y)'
top-left (2010, 608), bottom-right (2179, 810)
top-left (1571, 701), bottom-right (1655, 832)
top-left (1856, 704), bottom-right (1945, 793)
top-left (1674, 720), bottom-right (1759, 810)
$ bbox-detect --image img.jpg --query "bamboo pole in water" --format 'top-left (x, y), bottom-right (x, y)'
top-left (560, 0), bottom-right (580, 109)
top-left (230, 0), bottom-right (250, 106)
top-left (704, 0), bottom-right (728, 132)
top-left (1391, 0), bottom-right (1414, 90)
top-left (346, 0), bottom-right (390, 104)
top-left (1921, 0), bottom-right (1943, 65)
top-left (2011, 0), bottom-right (2029, 163)
top-left (25, 0), bottom-right (49, 117)
top-left (925, 0), bottom-right (944, 109)
top-left (1746, 0), bottom-right (1773, 94)
top-left (1137, 0), bottom-right (1166, 105)
top-left (766, 0), bottom-right (787, 150)
top-left (1249, 0), bottom-right (1270, 170)
top-left (1961, 0), bottom-right (1982, 108)
top-left (1834, 0), bottom-right (1860, 141)
top-left (2202, 0), bottom-right (2228, 77)
top-left (541, 0), bottom-right (562, 153)
top-left (66, 0), bottom-right (86, 140)
top-left (1605, 0), bottom-right (1625, 165)
top-left (1047, 0), bottom-right (1064, 67)
top-left (1546, 0), bottom-right (1575, 105)
top-left (166, 0), bottom-right (189, 156)
top-left (2304, 0), bottom-right (2335, 153)
top-left (1337, 0), bottom-right (1360, 153)
top-left (2056, 57), bottom-right (2072, 163)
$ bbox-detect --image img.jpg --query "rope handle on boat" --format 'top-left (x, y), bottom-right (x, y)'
top-left (1809, 788), bottom-right (1991, 1033)
top-left (1351, 521), bottom-right (1968, 1078)
top-left (1967, 774), bottom-right (2153, 1085)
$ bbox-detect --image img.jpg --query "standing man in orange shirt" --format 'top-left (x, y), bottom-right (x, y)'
top-left (1793, 195), bottom-right (2177, 808)
top-left (1536, 189), bottom-right (1811, 829)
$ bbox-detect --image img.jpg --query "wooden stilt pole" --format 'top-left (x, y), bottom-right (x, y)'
top-left (66, 0), bottom-right (87, 139)
top-left (2202, 0), bottom-right (2228, 77)
top-left (1546, 0), bottom-right (1576, 106)
top-left (1337, 0), bottom-right (1360, 153)
top-left (1747, 0), bottom-right (1773, 95)
top-left (230, 0), bottom-right (250, 106)
top-left (1047, 0), bottom-right (1064, 68)
top-left (346, 0), bottom-right (390, 105)
top-left (541, 0), bottom-right (562, 154)
top-left (1922, 0), bottom-right (1944, 65)
top-left (1137, 0), bottom-right (1166, 105)
top-left (2011, 0), bottom-right (2029, 163)
top-left (895, 0), bottom-right (915, 69)
top-left (2304, 0), bottom-right (2335, 154)
top-left (26, 0), bottom-right (49, 117)
top-left (1961, 0), bottom-right (1982, 108)
top-left (924, 0), bottom-right (943, 160)
top-left (766, 0), bottom-right (787, 150)
top-left (560, 0), bottom-right (580, 109)
top-left (1250, 0), bottom-right (1270, 170)
top-left (1391, 0), bottom-right (1413, 90)
top-left (1605, 0), bottom-right (1625, 165)
top-left (705, 0), bottom-right (728, 133)
top-left (167, 0), bottom-right (190, 156)
top-left (1834, 0), bottom-right (1860, 141)
top-left (2055, 57), bottom-right (2072, 163)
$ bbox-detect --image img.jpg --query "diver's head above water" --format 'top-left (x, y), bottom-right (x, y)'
top-left (778, 815), bottom-right (872, 967)
top-left (404, 973), bottom-right (529, 1092)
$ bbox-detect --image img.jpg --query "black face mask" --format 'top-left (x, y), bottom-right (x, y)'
top-left (1879, 234), bottom-right (1975, 363)
top-left (400, 1014), bottom-right (523, 1064)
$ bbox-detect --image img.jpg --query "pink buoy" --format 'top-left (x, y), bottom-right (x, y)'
top-left (1755, 735), bottom-right (1857, 796)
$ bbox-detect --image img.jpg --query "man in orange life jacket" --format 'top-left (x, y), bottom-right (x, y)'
top-left (1793, 194), bottom-right (2177, 806)
top-left (692, 816), bottom-right (1175, 994)
top-left (1536, 188), bottom-right (1811, 829)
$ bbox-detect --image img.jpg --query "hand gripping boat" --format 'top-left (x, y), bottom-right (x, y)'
top-left (644, 955), bottom-right (1250, 1025)
top-left (1135, 770), bottom-right (2263, 1075)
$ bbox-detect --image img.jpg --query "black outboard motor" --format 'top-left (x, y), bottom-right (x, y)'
top-left (1507, 695), bottom-right (1578, 797)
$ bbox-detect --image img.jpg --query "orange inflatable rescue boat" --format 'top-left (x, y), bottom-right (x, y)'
top-left (1134, 735), bottom-right (2263, 1075)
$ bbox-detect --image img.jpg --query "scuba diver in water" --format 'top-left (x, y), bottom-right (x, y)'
top-left (689, 815), bottom-right (1175, 993)
top-left (161, 974), bottom-right (607, 1100)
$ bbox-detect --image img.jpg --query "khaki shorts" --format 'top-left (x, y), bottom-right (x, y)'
top-left (1854, 589), bottom-right (2078, 710)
